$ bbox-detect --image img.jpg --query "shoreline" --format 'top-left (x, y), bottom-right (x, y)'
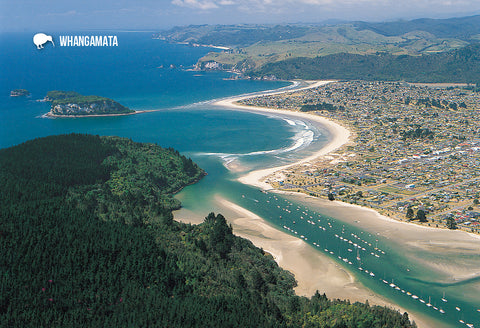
top-left (43, 109), bottom-right (158, 118)
top-left (206, 80), bottom-right (480, 328)
top-left (213, 80), bottom-right (350, 190)
top-left (174, 195), bottom-right (439, 328)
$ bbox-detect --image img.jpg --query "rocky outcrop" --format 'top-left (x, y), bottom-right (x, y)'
top-left (50, 100), bottom-right (132, 116)
top-left (46, 91), bottom-right (134, 116)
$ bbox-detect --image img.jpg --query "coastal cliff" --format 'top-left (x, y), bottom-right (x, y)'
top-left (46, 91), bottom-right (134, 116)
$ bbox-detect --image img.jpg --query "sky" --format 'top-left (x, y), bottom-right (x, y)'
top-left (1, 0), bottom-right (479, 32)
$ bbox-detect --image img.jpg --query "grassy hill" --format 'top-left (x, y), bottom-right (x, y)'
top-left (156, 16), bottom-right (480, 82)
top-left (251, 43), bottom-right (480, 83)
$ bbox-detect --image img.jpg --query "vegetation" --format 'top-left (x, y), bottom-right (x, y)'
top-left (446, 217), bottom-right (457, 229)
top-left (10, 89), bottom-right (30, 96)
top-left (252, 43), bottom-right (480, 83)
top-left (353, 15), bottom-right (480, 40)
top-left (46, 91), bottom-right (134, 115)
top-left (157, 16), bottom-right (480, 82)
top-left (300, 102), bottom-right (344, 112)
top-left (0, 134), bottom-right (416, 327)
top-left (414, 209), bottom-right (428, 223)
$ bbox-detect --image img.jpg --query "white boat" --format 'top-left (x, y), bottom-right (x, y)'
top-left (426, 297), bottom-right (432, 307)
top-left (369, 272), bottom-right (375, 277)
top-left (456, 306), bottom-right (461, 311)
top-left (439, 309), bottom-right (445, 314)
top-left (442, 291), bottom-right (447, 302)
top-left (412, 295), bottom-right (419, 299)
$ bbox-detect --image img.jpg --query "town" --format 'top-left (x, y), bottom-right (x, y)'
top-left (239, 81), bottom-right (480, 233)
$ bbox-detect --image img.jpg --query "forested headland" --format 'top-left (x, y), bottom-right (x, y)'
top-left (1, 134), bottom-right (416, 327)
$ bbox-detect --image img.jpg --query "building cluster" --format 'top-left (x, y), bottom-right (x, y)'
top-left (239, 81), bottom-right (480, 233)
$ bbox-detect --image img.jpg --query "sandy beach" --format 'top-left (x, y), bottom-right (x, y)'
top-left (43, 109), bottom-right (157, 118)
top-left (214, 80), bottom-right (351, 190)
top-left (174, 195), bottom-right (441, 328)
top-left (199, 80), bottom-right (480, 327)
top-left (213, 80), bottom-right (480, 285)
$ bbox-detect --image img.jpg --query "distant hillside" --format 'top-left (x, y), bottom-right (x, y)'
top-left (354, 15), bottom-right (480, 40)
top-left (154, 24), bottom-right (310, 47)
top-left (252, 43), bottom-right (480, 83)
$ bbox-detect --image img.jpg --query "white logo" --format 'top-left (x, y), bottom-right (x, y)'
top-left (33, 33), bottom-right (55, 49)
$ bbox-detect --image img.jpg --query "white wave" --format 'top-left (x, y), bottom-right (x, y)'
top-left (195, 128), bottom-right (315, 162)
top-left (283, 118), bottom-right (296, 126)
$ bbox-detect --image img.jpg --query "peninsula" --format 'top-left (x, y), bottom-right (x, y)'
top-left (45, 90), bottom-right (135, 117)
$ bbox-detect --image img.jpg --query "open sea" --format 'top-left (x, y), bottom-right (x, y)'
top-left (1, 31), bottom-right (479, 328)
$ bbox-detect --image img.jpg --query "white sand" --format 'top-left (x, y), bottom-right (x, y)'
top-left (202, 80), bottom-right (478, 328)
top-left (213, 80), bottom-right (351, 190)
top-left (174, 196), bottom-right (440, 328)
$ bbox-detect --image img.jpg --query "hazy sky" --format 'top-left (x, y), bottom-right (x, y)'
top-left (1, 0), bottom-right (479, 32)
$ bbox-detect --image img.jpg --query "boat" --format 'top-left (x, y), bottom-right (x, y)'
top-left (456, 306), bottom-right (461, 311)
top-left (442, 291), bottom-right (447, 302)
top-left (426, 297), bottom-right (432, 307)
top-left (439, 309), bottom-right (445, 314)
top-left (369, 272), bottom-right (375, 277)
top-left (412, 295), bottom-right (419, 299)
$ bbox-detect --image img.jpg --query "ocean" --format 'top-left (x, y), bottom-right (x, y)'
top-left (1, 31), bottom-right (478, 328)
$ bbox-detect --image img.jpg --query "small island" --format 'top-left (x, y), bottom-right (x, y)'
top-left (45, 90), bottom-right (135, 117)
top-left (10, 89), bottom-right (30, 97)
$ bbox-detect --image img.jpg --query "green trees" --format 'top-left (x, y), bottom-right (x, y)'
top-left (406, 208), bottom-right (414, 220)
top-left (446, 217), bottom-right (457, 229)
top-left (415, 209), bottom-right (428, 222)
top-left (204, 212), bottom-right (234, 259)
top-left (253, 44), bottom-right (480, 83)
top-left (0, 134), bottom-right (416, 328)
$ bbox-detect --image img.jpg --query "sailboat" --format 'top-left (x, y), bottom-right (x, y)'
top-left (426, 296), bottom-right (432, 307)
top-left (441, 291), bottom-right (447, 302)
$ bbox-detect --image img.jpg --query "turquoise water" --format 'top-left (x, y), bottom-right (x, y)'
top-left (1, 32), bottom-right (479, 328)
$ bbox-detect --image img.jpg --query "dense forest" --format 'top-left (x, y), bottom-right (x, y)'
top-left (252, 43), bottom-right (480, 83)
top-left (1, 134), bottom-right (416, 327)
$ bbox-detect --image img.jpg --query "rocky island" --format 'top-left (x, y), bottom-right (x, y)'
top-left (45, 90), bottom-right (135, 117)
top-left (10, 89), bottom-right (30, 97)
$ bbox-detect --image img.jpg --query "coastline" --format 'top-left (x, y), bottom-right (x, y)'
top-left (174, 195), bottom-right (440, 328)
top-left (204, 80), bottom-right (480, 328)
top-left (43, 109), bottom-right (158, 118)
top-left (213, 80), bottom-right (350, 190)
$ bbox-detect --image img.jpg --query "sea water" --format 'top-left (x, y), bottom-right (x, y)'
top-left (1, 31), bottom-right (478, 328)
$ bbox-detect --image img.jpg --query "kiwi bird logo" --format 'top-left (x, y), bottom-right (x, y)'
top-left (33, 33), bottom-right (55, 49)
